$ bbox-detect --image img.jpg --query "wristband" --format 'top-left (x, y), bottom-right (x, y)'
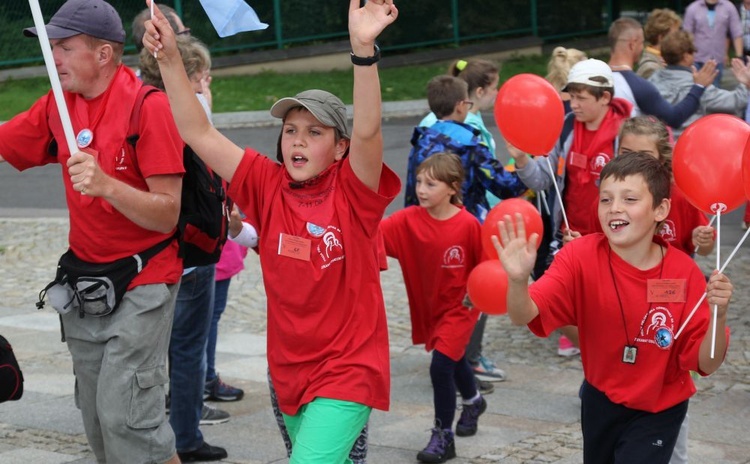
top-left (351, 45), bottom-right (380, 66)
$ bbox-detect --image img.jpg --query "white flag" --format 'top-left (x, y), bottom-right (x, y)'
top-left (198, 0), bottom-right (268, 38)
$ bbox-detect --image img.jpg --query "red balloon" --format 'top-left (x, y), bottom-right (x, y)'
top-left (673, 114), bottom-right (749, 214)
top-left (467, 260), bottom-right (508, 315)
top-left (482, 198), bottom-right (544, 259)
top-left (744, 134), bottom-right (750, 200)
top-left (494, 73), bottom-right (564, 156)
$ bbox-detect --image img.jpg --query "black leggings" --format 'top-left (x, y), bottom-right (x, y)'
top-left (580, 380), bottom-right (687, 464)
top-left (431, 349), bottom-right (477, 429)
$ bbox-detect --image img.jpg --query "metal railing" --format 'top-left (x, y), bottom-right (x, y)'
top-left (1, 0), bottom-right (682, 68)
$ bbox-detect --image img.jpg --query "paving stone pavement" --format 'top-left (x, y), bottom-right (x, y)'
top-left (0, 217), bottom-right (749, 463)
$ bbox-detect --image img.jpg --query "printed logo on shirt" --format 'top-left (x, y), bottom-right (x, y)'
top-left (115, 147), bottom-right (128, 171)
top-left (442, 246), bottom-right (465, 269)
top-left (635, 306), bottom-right (675, 350)
top-left (658, 220), bottom-right (677, 242)
top-left (590, 152), bottom-right (610, 178)
top-left (316, 226), bottom-right (344, 269)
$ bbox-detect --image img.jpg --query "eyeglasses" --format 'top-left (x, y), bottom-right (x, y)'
top-left (176, 28), bottom-right (191, 36)
top-left (462, 100), bottom-right (474, 109)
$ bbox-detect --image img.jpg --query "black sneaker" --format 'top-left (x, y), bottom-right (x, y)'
top-left (178, 441), bottom-right (228, 462)
top-left (476, 378), bottom-right (494, 395)
top-left (417, 427), bottom-right (456, 463)
top-left (204, 374), bottom-right (245, 402)
top-left (199, 404), bottom-right (230, 425)
top-left (455, 396), bottom-right (487, 437)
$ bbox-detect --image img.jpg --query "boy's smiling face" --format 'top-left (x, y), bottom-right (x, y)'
top-left (598, 173), bottom-right (670, 251)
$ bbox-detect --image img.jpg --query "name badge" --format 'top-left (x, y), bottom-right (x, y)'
top-left (647, 279), bottom-right (686, 303)
top-left (569, 151), bottom-right (588, 169)
top-left (278, 233), bottom-right (311, 261)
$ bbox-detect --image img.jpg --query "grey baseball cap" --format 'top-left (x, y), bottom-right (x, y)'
top-left (24, 0), bottom-right (126, 44)
top-left (270, 89), bottom-right (351, 140)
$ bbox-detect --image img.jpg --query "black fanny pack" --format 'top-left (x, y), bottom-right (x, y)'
top-left (38, 238), bottom-right (172, 318)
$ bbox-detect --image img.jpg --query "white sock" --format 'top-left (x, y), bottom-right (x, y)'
top-left (463, 392), bottom-right (480, 405)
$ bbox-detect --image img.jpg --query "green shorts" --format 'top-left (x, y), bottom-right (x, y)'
top-left (282, 397), bottom-right (371, 464)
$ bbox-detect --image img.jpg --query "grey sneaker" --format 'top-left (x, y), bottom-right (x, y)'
top-left (200, 404), bottom-right (230, 425)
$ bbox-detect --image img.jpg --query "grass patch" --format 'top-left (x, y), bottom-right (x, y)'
top-left (0, 54), bottom-right (552, 119)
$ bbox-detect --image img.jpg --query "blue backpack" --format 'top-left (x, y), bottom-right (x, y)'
top-left (405, 121), bottom-right (526, 223)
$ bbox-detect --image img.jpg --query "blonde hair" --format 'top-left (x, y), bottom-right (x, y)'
top-left (416, 153), bottom-right (465, 205)
top-left (545, 47), bottom-right (587, 93)
top-left (140, 36), bottom-right (210, 90)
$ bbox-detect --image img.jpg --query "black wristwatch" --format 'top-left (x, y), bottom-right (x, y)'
top-left (350, 45), bottom-right (381, 66)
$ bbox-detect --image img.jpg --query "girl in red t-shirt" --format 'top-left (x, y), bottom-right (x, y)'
top-left (381, 154), bottom-right (486, 463)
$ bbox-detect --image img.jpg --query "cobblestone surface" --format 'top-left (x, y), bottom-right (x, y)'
top-left (0, 217), bottom-right (748, 462)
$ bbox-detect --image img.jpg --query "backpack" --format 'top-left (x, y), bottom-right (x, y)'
top-left (128, 85), bottom-right (231, 268)
top-left (0, 334), bottom-right (23, 403)
top-left (405, 121), bottom-right (527, 222)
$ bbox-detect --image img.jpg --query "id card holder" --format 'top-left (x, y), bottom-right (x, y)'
top-left (647, 279), bottom-right (686, 303)
top-left (278, 233), bottom-right (311, 261)
top-left (568, 151), bottom-right (588, 169)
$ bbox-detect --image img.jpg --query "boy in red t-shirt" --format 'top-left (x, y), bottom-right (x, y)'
top-left (381, 153), bottom-right (485, 463)
top-left (144, 1), bottom-right (400, 462)
top-left (494, 152), bottom-right (733, 464)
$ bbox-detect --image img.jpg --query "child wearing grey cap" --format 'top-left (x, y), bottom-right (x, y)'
top-left (143, 0), bottom-right (399, 462)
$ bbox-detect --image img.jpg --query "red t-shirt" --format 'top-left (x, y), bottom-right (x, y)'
top-left (228, 149), bottom-right (401, 415)
top-left (657, 184), bottom-right (710, 256)
top-left (528, 234), bottom-right (725, 413)
top-left (564, 126), bottom-right (602, 235)
top-left (0, 65), bottom-right (184, 287)
top-left (380, 206), bottom-right (482, 361)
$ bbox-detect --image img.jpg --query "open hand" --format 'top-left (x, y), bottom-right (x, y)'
top-left (692, 60), bottom-right (718, 87)
top-left (492, 212), bottom-right (538, 283)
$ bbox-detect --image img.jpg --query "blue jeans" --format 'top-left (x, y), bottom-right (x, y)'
top-left (169, 265), bottom-right (215, 452)
top-left (205, 278), bottom-right (231, 381)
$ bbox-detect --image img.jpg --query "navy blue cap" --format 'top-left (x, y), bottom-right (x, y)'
top-left (24, 0), bottom-right (125, 44)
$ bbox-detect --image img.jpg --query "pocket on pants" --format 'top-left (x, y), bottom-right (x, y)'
top-left (127, 365), bottom-right (168, 429)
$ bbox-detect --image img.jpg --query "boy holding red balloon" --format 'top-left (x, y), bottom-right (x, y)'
top-left (381, 153), bottom-right (487, 463)
top-left (494, 152), bottom-right (734, 464)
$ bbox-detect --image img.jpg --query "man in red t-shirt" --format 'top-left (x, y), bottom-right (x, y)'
top-left (0, 1), bottom-right (183, 462)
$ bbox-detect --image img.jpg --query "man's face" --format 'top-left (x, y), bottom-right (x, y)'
top-left (51, 35), bottom-right (102, 97)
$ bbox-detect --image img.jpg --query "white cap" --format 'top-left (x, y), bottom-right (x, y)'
top-left (563, 59), bottom-right (614, 90)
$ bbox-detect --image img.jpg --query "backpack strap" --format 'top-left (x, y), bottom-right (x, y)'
top-left (125, 85), bottom-right (162, 176)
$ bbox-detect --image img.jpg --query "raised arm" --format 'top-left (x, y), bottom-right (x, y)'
top-left (348, 0), bottom-right (398, 191)
top-left (493, 213), bottom-right (541, 326)
top-left (142, 0), bottom-right (243, 183)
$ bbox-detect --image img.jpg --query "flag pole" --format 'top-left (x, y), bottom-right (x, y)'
top-left (27, 0), bottom-right (77, 156)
